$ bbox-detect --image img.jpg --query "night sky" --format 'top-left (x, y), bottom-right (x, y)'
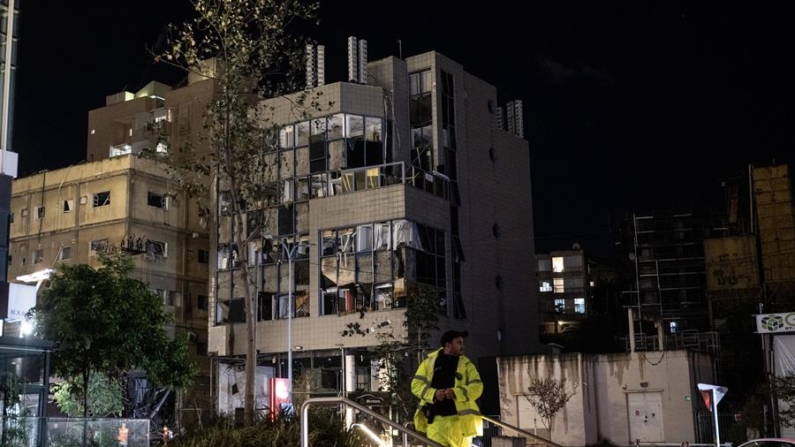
top-left (12, 2), bottom-right (795, 259)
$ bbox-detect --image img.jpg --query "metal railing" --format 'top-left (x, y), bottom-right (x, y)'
top-left (300, 396), bottom-right (442, 447)
top-left (480, 415), bottom-right (564, 447)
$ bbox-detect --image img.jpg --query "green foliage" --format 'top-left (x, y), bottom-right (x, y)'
top-left (525, 377), bottom-right (577, 430)
top-left (53, 372), bottom-right (124, 417)
top-left (169, 409), bottom-right (365, 447)
top-left (28, 253), bottom-right (196, 417)
top-left (774, 375), bottom-right (795, 428)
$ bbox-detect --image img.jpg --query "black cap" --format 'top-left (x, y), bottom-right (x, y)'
top-left (440, 330), bottom-right (468, 346)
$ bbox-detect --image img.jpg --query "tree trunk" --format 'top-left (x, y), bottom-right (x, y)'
top-left (224, 146), bottom-right (256, 425)
top-left (83, 366), bottom-right (90, 446)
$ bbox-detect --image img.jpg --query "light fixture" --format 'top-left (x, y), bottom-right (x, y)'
top-left (293, 345), bottom-right (304, 351)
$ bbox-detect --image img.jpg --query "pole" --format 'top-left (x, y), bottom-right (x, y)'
top-left (713, 388), bottom-right (720, 447)
top-left (285, 240), bottom-right (295, 401)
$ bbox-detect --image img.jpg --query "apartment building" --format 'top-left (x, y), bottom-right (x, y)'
top-left (1, 0), bottom-right (21, 320)
top-left (536, 248), bottom-right (591, 335)
top-left (8, 154), bottom-right (211, 425)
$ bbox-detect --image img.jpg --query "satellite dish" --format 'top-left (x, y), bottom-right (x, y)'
top-left (572, 243), bottom-right (581, 250)
top-left (628, 253), bottom-right (636, 261)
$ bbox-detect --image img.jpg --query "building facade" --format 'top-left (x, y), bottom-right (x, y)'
top-left (8, 155), bottom-right (211, 424)
top-left (611, 212), bottom-right (723, 336)
top-left (204, 48), bottom-right (539, 412)
top-left (536, 249), bottom-right (591, 335)
top-left (1, 0), bottom-right (20, 320)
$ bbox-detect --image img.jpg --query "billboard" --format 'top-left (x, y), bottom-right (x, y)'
top-left (704, 235), bottom-right (759, 291)
top-left (755, 312), bottom-right (795, 334)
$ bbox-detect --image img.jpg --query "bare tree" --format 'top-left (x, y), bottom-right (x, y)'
top-left (525, 377), bottom-right (578, 432)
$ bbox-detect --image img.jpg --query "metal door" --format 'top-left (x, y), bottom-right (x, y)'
top-left (628, 392), bottom-right (664, 443)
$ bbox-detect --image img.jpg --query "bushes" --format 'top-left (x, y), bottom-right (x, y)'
top-left (170, 409), bottom-right (366, 447)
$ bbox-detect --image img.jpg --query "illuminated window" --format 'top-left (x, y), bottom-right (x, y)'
top-left (554, 298), bottom-right (565, 312)
top-left (574, 298), bottom-right (585, 314)
top-left (670, 321), bottom-right (678, 334)
top-left (553, 278), bottom-right (564, 293)
top-left (552, 257), bottom-right (564, 273)
top-left (539, 281), bottom-right (552, 292)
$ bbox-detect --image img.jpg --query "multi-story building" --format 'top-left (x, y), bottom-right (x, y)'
top-left (70, 41), bottom-right (538, 416)
top-left (536, 248), bottom-right (590, 335)
top-left (8, 153), bottom-right (211, 424)
top-left (611, 211), bottom-right (724, 338)
top-left (0, 0), bottom-right (21, 321)
top-left (202, 45), bottom-right (539, 412)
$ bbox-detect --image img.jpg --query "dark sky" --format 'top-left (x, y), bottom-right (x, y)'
top-left (12, 2), bottom-right (795, 259)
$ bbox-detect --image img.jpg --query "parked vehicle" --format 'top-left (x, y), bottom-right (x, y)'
top-left (738, 438), bottom-right (795, 447)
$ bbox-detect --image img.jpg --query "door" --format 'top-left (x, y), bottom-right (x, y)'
top-left (628, 392), bottom-right (664, 443)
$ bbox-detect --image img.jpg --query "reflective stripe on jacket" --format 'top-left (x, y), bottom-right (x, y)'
top-left (411, 349), bottom-right (483, 436)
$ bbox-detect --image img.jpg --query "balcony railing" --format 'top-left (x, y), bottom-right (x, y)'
top-left (298, 161), bottom-right (449, 201)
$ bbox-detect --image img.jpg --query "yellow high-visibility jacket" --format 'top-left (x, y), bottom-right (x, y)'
top-left (411, 349), bottom-right (483, 436)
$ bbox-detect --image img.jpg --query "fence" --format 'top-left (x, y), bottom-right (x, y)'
top-left (695, 412), bottom-right (739, 445)
top-left (0, 417), bottom-right (150, 447)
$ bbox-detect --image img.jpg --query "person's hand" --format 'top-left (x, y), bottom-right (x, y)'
top-left (434, 389), bottom-right (446, 401)
top-left (443, 388), bottom-right (456, 400)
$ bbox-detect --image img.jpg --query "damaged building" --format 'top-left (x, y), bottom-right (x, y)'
top-left (209, 42), bottom-right (540, 412)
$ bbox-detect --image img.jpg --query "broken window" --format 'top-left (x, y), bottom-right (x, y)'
top-left (63, 199), bottom-right (74, 213)
top-left (89, 239), bottom-right (109, 257)
top-left (280, 125), bottom-right (295, 149)
top-left (33, 249), bottom-right (44, 264)
top-left (61, 247), bottom-right (71, 260)
top-left (146, 240), bottom-right (167, 257)
top-left (328, 114), bottom-right (344, 139)
top-left (217, 244), bottom-right (240, 269)
top-left (215, 298), bottom-right (245, 324)
top-left (93, 191), bottom-right (111, 207)
top-left (295, 121), bottom-right (310, 147)
top-left (34, 206), bottom-right (45, 219)
top-left (148, 192), bottom-right (166, 208)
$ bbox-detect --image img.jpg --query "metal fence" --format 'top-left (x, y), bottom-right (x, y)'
top-left (695, 412), bottom-right (738, 445)
top-left (0, 417), bottom-right (150, 447)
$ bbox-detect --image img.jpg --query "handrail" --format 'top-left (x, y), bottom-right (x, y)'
top-left (300, 396), bottom-right (443, 447)
top-left (481, 414), bottom-right (564, 447)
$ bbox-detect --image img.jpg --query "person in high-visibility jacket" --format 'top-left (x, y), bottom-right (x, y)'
top-left (411, 330), bottom-right (483, 447)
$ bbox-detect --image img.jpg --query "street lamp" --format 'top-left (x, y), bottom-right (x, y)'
top-left (279, 239), bottom-right (299, 399)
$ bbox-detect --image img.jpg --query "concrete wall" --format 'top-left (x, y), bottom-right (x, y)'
top-left (497, 350), bottom-right (715, 447)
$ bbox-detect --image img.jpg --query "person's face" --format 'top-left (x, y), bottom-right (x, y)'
top-left (444, 336), bottom-right (465, 356)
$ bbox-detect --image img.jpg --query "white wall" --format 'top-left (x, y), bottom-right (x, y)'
top-left (497, 350), bottom-right (716, 447)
